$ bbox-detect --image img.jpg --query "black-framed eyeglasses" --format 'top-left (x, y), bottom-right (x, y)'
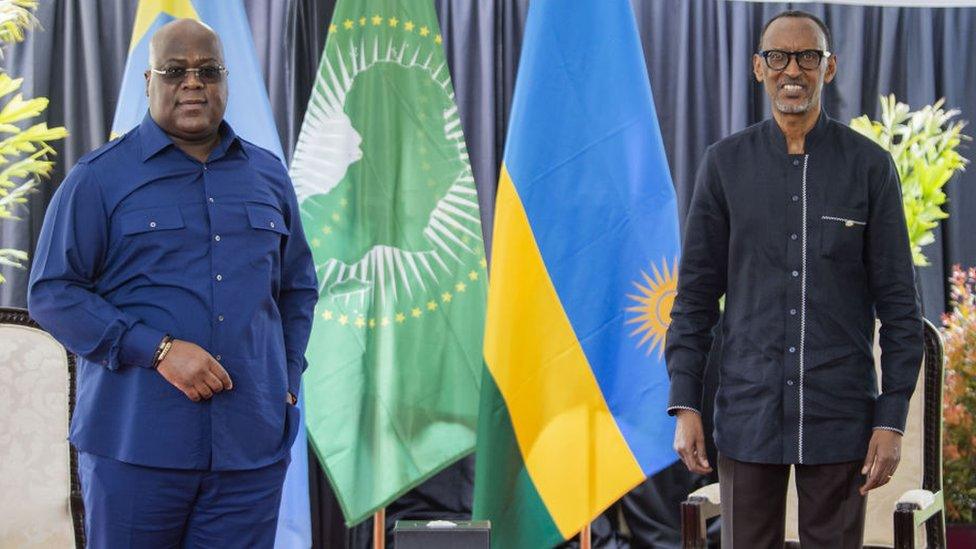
top-left (759, 50), bottom-right (831, 71)
top-left (150, 65), bottom-right (228, 84)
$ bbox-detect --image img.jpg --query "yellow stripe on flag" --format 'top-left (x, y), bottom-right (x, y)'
top-left (129, 0), bottom-right (200, 52)
top-left (484, 167), bottom-right (646, 538)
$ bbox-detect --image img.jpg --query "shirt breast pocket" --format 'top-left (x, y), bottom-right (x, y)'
top-left (246, 202), bottom-right (290, 267)
top-left (820, 207), bottom-right (866, 262)
top-left (120, 206), bottom-right (186, 236)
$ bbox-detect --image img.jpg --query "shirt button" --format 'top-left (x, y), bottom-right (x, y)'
top-left (215, 354), bottom-right (222, 361)
top-left (790, 233), bottom-right (798, 240)
top-left (792, 159), bottom-right (800, 166)
top-left (787, 380), bottom-right (795, 386)
top-left (216, 274), bottom-right (223, 281)
top-left (792, 270), bottom-right (799, 277)
top-left (214, 235), bottom-right (221, 242)
top-left (791, 195), bottom-right (799, 202)
top-left (208, 197), bottom-right (215, 203)
top-left (790, 308), bottom-right (797, 315)
top-left (270, 221), bottom-right (276, 229)
top-left (149, 221), bottom-right (157, 228)
top-left (218, 315), bottom-right (224, 322)
top-left (789, 346), bottom-right (796, 353)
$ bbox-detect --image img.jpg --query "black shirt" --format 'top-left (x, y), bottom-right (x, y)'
top-left (665, 113), bottom-right (923, 465)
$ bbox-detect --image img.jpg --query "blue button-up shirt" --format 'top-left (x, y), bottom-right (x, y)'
top-left (28, 114), bottom-right (318, 471)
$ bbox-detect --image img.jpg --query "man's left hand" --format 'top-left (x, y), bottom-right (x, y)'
top-left (860, 428), bottom-right (902, 495)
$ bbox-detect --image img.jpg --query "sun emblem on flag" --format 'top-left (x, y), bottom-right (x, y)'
top-left (626, 258), bottom-right (678, 357)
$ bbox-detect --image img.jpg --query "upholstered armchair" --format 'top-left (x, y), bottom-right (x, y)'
top-left (0, 307), bottom-right (84, 548)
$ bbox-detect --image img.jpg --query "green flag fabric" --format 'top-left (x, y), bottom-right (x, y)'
top-left (290, 0), bottom-right (487, 526)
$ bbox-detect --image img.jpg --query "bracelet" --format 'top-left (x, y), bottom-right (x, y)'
top-left (156, 338), bottom-right (174, 366)
top-left (152, 335), bottom-right (174, 368)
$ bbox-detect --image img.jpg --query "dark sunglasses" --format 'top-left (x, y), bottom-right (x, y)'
top-left (150, 65), bottom-right (228, 84)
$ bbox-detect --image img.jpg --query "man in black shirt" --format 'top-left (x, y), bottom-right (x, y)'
top-left (665, 11), bottom-right (923, 548)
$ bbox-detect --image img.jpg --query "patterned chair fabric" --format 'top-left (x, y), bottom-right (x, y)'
top-left (0, 307), bottom-right (83, 548)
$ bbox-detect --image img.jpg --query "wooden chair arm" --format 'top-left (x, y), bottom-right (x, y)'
top-left (893, 489), bottom-right (943, 549)
top-left (681, 483), bottom-right (721, 548)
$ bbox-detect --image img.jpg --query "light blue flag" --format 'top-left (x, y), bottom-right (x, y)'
top-left (111, 2), bottom-right (310, 547)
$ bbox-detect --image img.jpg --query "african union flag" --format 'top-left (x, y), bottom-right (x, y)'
top-left (472, 1), bottom-right (681, 547)
top-left (290, 0), bottom-right (486, 526)
top-left (111, 2), bottom-right (310, 547)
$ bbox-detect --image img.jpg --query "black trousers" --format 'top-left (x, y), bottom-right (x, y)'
top-left (718, 454), bottom-right (867, 549)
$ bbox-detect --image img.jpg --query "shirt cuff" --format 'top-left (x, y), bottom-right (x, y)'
top-left (873, 393), bottom-right (911, 433)
top-left (119, 322), bottom-right (167, 369)
top-left (287, 359), bottom-right (305, 396)
top-left (667, 372), bottom-right (703, 416)
top-left (667, 405), bottom-right (701, 416)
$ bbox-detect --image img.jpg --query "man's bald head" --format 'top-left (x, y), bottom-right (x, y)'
top-left (145, 18), bottom-right (228, 145)
top-left (149, 19), bottom-right (223, 67)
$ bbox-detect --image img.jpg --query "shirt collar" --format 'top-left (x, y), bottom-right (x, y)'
top-left (138, 112), bottom-right (247, 162)
top-left (766, 109), bottom-right (830, 155)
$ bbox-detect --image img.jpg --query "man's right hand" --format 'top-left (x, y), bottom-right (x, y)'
top-left (156, 339), bottom-right (233, 402)
top-left (673, 409), bottom-right (713, 474)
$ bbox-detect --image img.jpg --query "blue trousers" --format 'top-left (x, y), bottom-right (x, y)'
top-left (78, 452), bottom-right (288, 549)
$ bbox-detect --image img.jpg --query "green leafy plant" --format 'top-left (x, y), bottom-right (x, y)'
top-left (851, 95), bottom-right (969, 266)
top-left (941, 265), bottom-right (976, 523)
top-left (0, 0), bottom-right (67, 283)
top-left (0, 0), bottom-right (36, 46)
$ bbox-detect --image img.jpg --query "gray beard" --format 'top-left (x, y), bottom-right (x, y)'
top-left (774, 98), bottom-right (812, 114)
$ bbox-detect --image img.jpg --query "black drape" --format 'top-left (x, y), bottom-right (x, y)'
top-left (2, 1), bottom-right (974, 547)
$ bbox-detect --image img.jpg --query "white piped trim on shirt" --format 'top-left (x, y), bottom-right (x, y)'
top-left (798, 154), bottom-right (809, 464)
top-left (873, 425), bottom-right (905, 435)
top-left (821, 215), bottom-right (866, 226)
top-left (668, 405), bottom-right (701, 415)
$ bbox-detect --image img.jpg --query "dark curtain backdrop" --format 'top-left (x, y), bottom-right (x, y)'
top-left (2, 1), bottom-right (974, 547)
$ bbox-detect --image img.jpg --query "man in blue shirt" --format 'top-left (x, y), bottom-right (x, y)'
top-left (28, 19), bottom-right (318, 548)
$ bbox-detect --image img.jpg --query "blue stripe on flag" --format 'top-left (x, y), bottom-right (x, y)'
top-left (502, 0), bottom-right (680, 476)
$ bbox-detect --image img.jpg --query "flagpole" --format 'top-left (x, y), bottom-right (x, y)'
top-left (580, 522), bottom-right (592, 549)
top-left (373, 508), bottom-right (386, 549)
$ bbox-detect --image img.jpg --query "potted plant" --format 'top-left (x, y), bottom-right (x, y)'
top-left (942, 266), bottom-right (976, 546)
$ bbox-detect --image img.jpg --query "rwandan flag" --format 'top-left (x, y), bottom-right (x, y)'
top-left (111, 2), bottom-right (311, 547)
top-left (473, 1), bottom-right (681, 547)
